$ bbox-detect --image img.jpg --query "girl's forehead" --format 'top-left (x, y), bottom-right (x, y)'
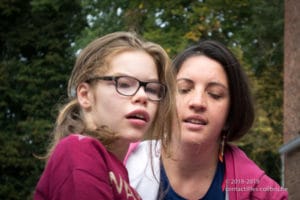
top-left (104, 51), bottom-right (159, 80)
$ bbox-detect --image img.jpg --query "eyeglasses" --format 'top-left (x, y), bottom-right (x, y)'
top-left (86, 75), bottom-right (167, 101)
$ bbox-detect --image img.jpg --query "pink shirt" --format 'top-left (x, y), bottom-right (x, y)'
top-left (224, 145), bottom-right (288, 200)
top-left (34, 134), bottom-right (141, 200)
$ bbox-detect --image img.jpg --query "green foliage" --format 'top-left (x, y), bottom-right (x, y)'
top-left (0, 0), bottom-right (285, 198)
top-left (74, 0), bottom-right (129, 51)
top-left (0, 0), bottom-right (86, 199)
top-left (110, 0), bottom-right (284, 183)
top-left (232, 0), bottom-right (284, 184)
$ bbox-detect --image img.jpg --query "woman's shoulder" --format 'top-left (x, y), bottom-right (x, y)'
top-left (125, 140), bottom-right (161, 162)
top-left (225, 145), bottom-right (264, 175)
top-left (225, 145), bottom-right (288, 199)
top-left (125, 140), bottom-right (161, 200)
top-left (125, 139), bottom-right (161, 181)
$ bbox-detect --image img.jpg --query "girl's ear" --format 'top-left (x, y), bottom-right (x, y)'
top-left (77, 82), bottom-right (93, 109)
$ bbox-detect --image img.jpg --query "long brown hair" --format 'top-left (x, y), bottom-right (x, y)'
top-left (44, 31), bottom-right (176, 160)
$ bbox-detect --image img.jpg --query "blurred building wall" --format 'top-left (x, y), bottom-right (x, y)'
top-left (281, 0), bottom-right (300, 199)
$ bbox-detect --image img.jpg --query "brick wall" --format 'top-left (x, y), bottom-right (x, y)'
top-left (283, 0), bottom-right (300, 199)
top-left (285, 149), bottom-right (300, 199)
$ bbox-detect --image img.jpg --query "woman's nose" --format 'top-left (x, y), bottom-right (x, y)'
top-left (189, 91), bottom-right (207, 112)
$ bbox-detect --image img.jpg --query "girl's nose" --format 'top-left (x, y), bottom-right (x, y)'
top-left (132, 87), bottom-right (148, 105)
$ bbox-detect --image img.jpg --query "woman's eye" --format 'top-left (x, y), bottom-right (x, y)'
top-left (176, 79), bottom-right (193, 95)
top-left (208, 92), bottom-right (222, 99)
top-left (178, 88), bottom-right (191, 94)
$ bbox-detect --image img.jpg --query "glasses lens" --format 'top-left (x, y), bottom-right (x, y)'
top-left (116, 76), bottom-right (139, 96)
top-left (115, 76), bottom-right (166, 101)
top-left (145, 83), bottom-right (166, 101)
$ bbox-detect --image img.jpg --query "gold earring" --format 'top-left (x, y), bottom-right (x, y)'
top-left (218, 134), bottom-right (226, 163)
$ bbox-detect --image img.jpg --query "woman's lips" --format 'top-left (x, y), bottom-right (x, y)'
top-left (182, 115), bottom-right (207, 131)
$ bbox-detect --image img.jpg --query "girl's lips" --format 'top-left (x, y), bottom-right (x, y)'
top-left (126, 110), bottom-right (150, 128)
top-left (126, 110), bottom-right (150, 123)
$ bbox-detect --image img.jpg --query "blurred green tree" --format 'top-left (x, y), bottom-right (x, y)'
top-left (85, 0), bottom-right (284, 183)
top-left (0, 0), bottom-right (86, 199)
top-left (0, 0), bottom-right (284, 198)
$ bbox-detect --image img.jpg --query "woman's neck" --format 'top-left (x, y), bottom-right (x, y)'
top-left (161, 141), bottom-right (220, 199)
top-left (163, 141), bottom-right (219, 174)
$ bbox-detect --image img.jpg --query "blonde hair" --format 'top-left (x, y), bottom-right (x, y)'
top-left (44, 31), bottom-right (176, 160)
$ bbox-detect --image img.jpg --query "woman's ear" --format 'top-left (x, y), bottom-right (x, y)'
top-left (222, 123), bottom-right (229, 132)
top-left (77, 82), bottom-right (93, 109)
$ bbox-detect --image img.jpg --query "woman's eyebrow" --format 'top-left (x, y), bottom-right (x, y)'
top-left (207, 81), bottom-right (228, 90)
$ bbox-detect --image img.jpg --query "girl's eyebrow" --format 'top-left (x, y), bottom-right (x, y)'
top-left (109, 72), bottom-right (159, 82)
top-left (176, 78), bottom-right (193, 82)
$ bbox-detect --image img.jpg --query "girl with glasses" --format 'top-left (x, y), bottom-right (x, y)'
top-left (34, 31), bottom-right (176, 200)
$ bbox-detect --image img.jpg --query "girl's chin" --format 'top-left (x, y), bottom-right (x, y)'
top-left (120, 133), bottom-right (145, 142)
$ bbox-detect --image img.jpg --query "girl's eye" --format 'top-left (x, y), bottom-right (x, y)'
top-left (118, 82), bottom-right (131, 88)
